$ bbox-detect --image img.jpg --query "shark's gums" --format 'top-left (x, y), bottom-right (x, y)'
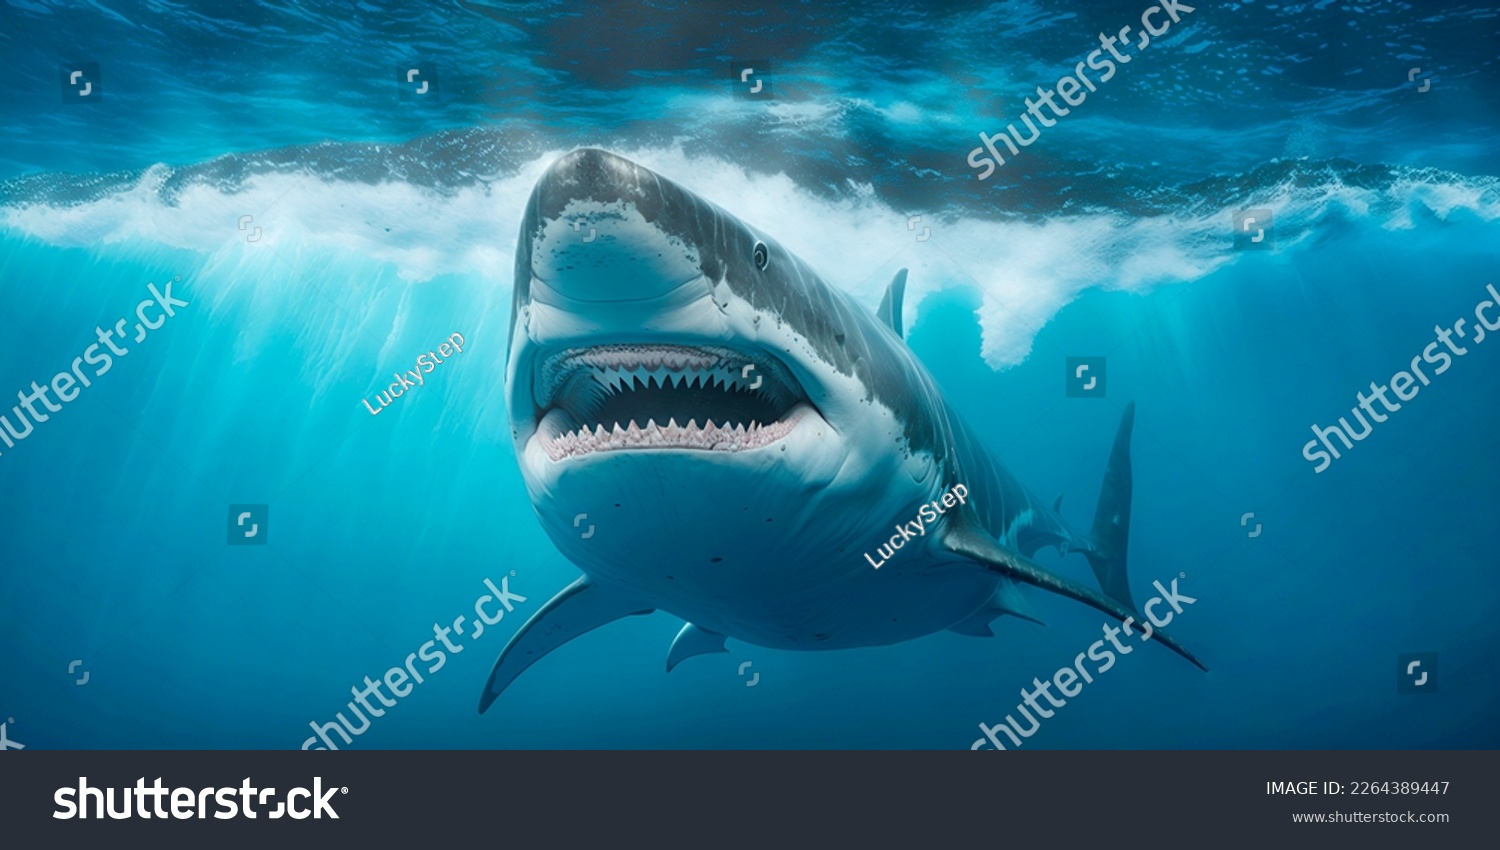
top-left (480, 149), bottom-right (1206, 713)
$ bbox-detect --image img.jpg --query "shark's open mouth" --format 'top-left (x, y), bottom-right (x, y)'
top-left (534, 344), bottom-right (810, 461)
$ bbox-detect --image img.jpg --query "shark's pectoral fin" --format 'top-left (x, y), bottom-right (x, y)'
top-left (478, 577), bottom-right (653, 713)
top-left (942, 525), bottom-right (1207, 672)
top-left (948, 580), bottom-right (1046, 637)
top-left (947, 618), bottom-right (997, 638)
top-left (876, 269), bottom-right (908, 339)
top-left (665, 623), bottom-right (729, 672)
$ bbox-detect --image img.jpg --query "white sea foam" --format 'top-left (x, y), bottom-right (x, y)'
top-left (3, 149), bottom-right (1497, 368)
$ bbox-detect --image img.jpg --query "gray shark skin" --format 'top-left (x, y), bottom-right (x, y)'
top-left (481, 148), bottom-right (1205, 713)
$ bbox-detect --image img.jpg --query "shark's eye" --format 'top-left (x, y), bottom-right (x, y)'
top-left (752, 241), bottom-right (769, 271)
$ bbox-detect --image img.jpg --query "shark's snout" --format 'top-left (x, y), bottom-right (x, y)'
top-left (528, 148), bottom-right (704, 303)
top-left (512, 149), bottom-right (822, 463)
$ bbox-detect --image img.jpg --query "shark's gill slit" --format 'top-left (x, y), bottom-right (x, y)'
top-left (536, 343), bottom-right (810, 459)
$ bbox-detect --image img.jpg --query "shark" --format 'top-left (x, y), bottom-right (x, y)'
top-left (480, 148), bottom-right (1206, 714)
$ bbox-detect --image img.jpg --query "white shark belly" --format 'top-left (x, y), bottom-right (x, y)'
top-left (653, 556), bottom-right (998, 649)
top-left (534, 428), bottom-right (992, 648)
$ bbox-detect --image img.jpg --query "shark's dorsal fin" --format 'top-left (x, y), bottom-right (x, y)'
top-left (941, 524), bottom-right (1207, 672)
top-left (876, 268), bottom-right (908, 338)
top-left (665, 623), bottom-right (729, 672)
top-left (478, 577), bottom-right (653, 713)
top-left (1082, 403), bottom-right (1137, 609)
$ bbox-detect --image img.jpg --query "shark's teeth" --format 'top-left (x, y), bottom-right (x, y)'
top-left (539, 408), bottom-right (807, 461)
top-left (537, 343), bottom-right (804, 410)
top-left (535, 343), bottom-right (813, 461)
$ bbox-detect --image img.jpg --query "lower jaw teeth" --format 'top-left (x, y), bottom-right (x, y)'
top-left (541, 413), bottom-right (798, 460)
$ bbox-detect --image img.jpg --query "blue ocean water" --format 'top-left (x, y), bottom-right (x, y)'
top-left (1, 0), bottom-right (1497, 749)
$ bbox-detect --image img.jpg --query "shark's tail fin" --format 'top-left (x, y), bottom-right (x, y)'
top-left (945, 401), bottom-right (1204, 672)
top-left (1084, 403), bottom-right (1136, 611)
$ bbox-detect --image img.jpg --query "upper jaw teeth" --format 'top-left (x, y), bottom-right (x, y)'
top-left (537, 344), bottom-right (792, 409)
top-left (591, 366), bottom-right (753, 396)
